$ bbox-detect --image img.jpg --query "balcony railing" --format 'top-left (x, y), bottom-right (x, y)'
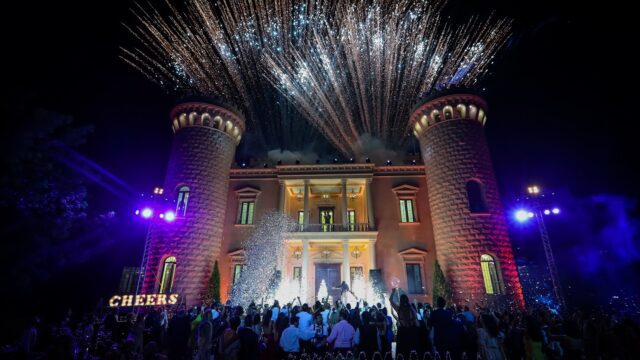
top-left (294, 223), bottom-right (375, 232)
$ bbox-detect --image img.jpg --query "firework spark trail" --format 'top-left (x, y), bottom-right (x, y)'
top-left (123, 0), bottom-right (510, 156)
top-left (121, 0), bottom-right (323, 150)
top-left (262, 0), bottom-right (512, 156)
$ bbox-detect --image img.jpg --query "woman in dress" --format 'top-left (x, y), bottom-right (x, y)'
top-left (389, 288), bottom-right (420, 358)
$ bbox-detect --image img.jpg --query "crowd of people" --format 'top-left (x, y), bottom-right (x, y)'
top-left (5, 289), bottom-right (640, 360)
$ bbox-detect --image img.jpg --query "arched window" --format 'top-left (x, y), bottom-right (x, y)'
top-left (468, 105), bottom-right (478, 121)
top-left (159, 256), bottom-right (177, 293)
top-left (477, 109), bottom-right (485, 122)
top-left (443, 106), bottom-right (453, 120)
top-left (466, 180), bottom-right (488, 213)
top-left (456, 104), bottom-right (467, 118)
top-left (176, 186), bottom-right (190, 216)
top-left (431, 110), bottom-right (441, 123)
top-left (481, 254), bottom-right (502, 294)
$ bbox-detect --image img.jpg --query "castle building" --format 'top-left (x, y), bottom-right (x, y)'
top-left (141, 94), bottom-right (525, 308)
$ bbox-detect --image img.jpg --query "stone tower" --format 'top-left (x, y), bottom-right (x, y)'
top-left (142, 101), bottom-right (244, 305)
top-left (410, 94), bottom-right (524, 308)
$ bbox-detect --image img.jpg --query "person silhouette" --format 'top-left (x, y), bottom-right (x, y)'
top-left (337, 280), bottom-right (358, 302)
top-left (323, 212), bottom-right (332, 231)
top-left (340, 281), bottom-right (349, 295)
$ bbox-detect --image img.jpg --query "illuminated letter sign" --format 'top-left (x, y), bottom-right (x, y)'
top-left (108, 294), bottom-right (179, 307)
top-left (108, 296), bottom-right (121, 307)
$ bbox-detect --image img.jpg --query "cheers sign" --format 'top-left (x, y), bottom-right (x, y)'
top-left (108, 294), bottom-right (179, 307)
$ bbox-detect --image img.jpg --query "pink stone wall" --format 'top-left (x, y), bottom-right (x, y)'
top-left (143, 106), bottom-right (240, 306)
top-left (371, 173), bottom-right (437, 303)
top-left (419, 115), bottom-right (524, 308)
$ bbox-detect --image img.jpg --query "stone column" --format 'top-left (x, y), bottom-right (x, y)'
top-left (343, 239), bottom-right (350, 285)
top-left (341, 179), bottom-right (348, 229)
top-left (278, 181), bottom-right (286, 213)
top-left (369, 239), bottom-right (376, 269)
top-left (303, 180), bottom-right (310, 227)
top-left (366, 179), bottom-right (375, 229)
top-left (301, 239), bottom-right (309, 300)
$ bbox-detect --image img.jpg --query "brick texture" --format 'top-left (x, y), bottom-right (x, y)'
top-left (418, 106), bottom-right (524, 309)
top-left (143, 103), bottom-right (241, 306)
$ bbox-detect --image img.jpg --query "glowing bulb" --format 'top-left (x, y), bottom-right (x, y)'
top-left (552, 208), bottom-right (560, 214)
top-left (544, 209), bottom-right (551, 215)
top-left (515, 209), bottom-right (531, 222)
top-left (141, 208), bottom-right (153, 218)
top-left (164, 211), bottom-right (176, 222)
top-left (527, 185), bottom-right (541, 195)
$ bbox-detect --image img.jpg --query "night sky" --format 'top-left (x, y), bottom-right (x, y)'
top-left (0, 0), bottom-right (638, 337)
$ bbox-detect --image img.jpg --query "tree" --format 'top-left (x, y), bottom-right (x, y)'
top-left (432, 260), bottom-right (452, 306)
top-left (205, 260), bottom-right (221, 304)
top-left (0, 109), bottom-right (93, 342)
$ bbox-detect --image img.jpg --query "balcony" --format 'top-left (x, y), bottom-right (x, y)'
top-left (294, 223), bottom-right (375, 232)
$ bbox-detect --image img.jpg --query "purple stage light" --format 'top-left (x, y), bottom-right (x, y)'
top-left (515, 209), bottom-right (531, 222)
top-left (544, 209), bottom-right (551, 215)
top-left (164, 211), bottom-right (176, 222)
top-left (135, 209), bottom-right (140, 215)
top-left (141, 208), bottom-right (153, 218)
top-left (552, 208), bottom-right (560, 214)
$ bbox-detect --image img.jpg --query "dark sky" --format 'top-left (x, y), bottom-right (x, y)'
top-left (2, 0), bottom-right (635, 201)
top-left (0, 0), bottom-right (637, 320)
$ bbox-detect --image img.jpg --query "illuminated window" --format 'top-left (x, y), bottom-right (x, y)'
top-left (405, 263), bottom-right (424, 294)
top-left (232, 264), bottom-right (244, 285)
top-left (235, 188), bottom-right (260, 225)
top-left (176, 186), bottom-right (190, 216)
top-left (466, 180), bottom-right (488, 213)
top-left (159, 256), bottom-right (176, 293)
top-left (481, 254), bottom-right (503, 294)
top-left (238, 201), bottom-right (255, 224)
top-left (293, 266), bottom-right (302, 284)
top-left (298, 211), bottom-right (304, 230)
top-left (431, 110), bottom-right (441, 123)
top-left (348, 210), bottom-right (356, 231)
top-left (399, 199), bottom-right (416, 223)
top-left (443, 106), bottom-right (453, 120)
top-left (320, 208), bottom-right (334, 232)
top-left (456, 104), bottom-right (467, 118)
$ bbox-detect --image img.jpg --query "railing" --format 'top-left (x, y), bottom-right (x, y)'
top-left (294, 223), bottom-right (374, 232)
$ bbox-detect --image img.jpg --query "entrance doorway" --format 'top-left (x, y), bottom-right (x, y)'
top-left (319, 207), bottom-right (334, 232)
top-left (315, 263), bottom-right (341, 302)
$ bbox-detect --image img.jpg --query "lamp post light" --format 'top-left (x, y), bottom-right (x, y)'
top-left (513, 185), bottom-right (566, 310)
top-left (134, 189), bottom-right (178, 297)
top-left (351, 246), bottom-right (361, 259)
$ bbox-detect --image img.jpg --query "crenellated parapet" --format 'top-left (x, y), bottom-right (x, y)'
top-left (170, 102), bottom-right (245, 144)
top-left (410, 94), bottom-right (488, 139)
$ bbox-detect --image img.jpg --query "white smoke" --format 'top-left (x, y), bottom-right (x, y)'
top-left (356, 133), bottom-right (404, 164)
top-left (267, 148), bottom-right (319, 164)
top-left (229, 211), bottom-right (297, 306)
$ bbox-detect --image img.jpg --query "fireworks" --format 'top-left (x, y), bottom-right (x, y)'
top-left (262, 0), bottom-right (512, 155)
top-left (123, 0), bottom-right (511, 156)
top-left (121, 0), bottom-right (321, 150)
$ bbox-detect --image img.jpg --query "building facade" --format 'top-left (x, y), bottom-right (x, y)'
top-left (142, 94), bottom-right (525, 309)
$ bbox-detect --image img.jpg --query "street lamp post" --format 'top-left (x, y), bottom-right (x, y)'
top-left (515, 185), bottom-right (566, 310)
top-left (134, 187), bottom-right (177, 297)
top-left (136, 222), bottom-right (153, 296)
